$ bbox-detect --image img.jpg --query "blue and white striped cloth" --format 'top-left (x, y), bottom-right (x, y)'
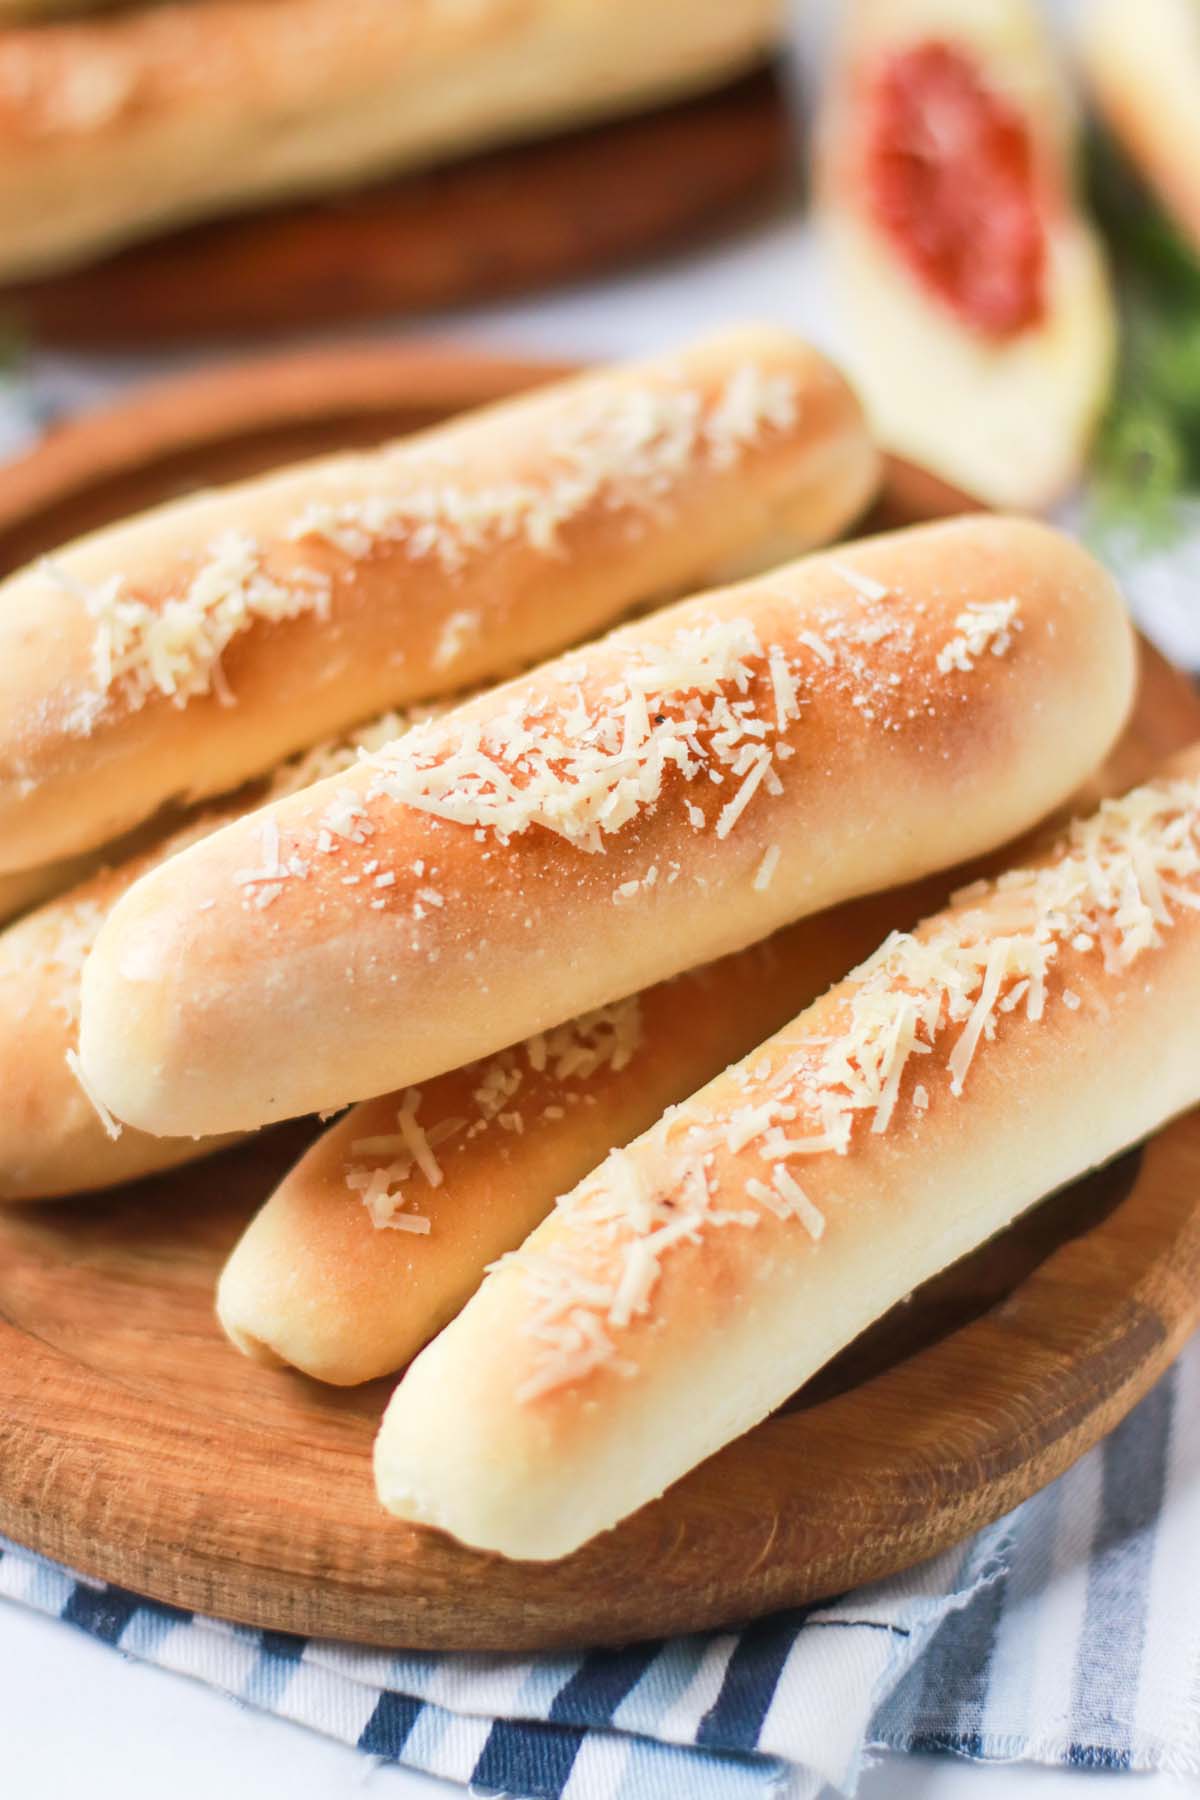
top-left (3, 1337), bottom-right (1198, 1799)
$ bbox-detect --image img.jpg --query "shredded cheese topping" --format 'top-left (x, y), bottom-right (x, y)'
top-left (936, 599), bottom-right (1021, 675)
top-left (267, 704), bottom-right (445, 800)
top-left (503, 774), bottom-right (1200, 1402)
top-left (344, 996), bottom-right (644, 1230)
top-left (365, 616), bottom-right (799, 852)
top-left (355, 572), bottom-right (1027, 865)
top-left (222, 701), bottom-right (462, 908)
top-left (50, 363), bottom-right (795, 735)
top-left (285, 364), bottom-right (798, 573)
top-left (50, 533), bottom-right (331, 732)
top-left (433, 609), bottom-right (483, 670)
top-left (753, 845), bottom-right (781, 892)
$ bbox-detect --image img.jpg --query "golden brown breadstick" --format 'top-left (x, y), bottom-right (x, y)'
top-left (0, 705), bottom-right (424, 1201)
top-left (0, 327), bottom-right (876, 872)
top-left (376, 746), bottom-right (1200, 1559)
top-left (216, 879), bottom-right (942, 1384)
top-left (1081, 0), bottom-right (1200, 252)
top-left (0, 809), bottom-right (243, 1201)
top-left (0, 0), bottom-right (783, 280)
top-left (80, 516), bottom-right (1136, 1139)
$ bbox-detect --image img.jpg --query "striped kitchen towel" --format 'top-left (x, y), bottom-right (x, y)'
top-left (3, 1336), bottom-right (1198, 1799)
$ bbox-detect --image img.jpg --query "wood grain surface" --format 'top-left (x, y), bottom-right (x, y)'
top-left (0, 66), bottom-right (790, 348)
top-left (0, 347), bottom-right (1195, 1651)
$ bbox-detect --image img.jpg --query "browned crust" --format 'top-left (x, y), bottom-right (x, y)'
top-left (0, 328), bottom-right (877, 871)
top-left (78, 517), bottom-right (1135, 1138)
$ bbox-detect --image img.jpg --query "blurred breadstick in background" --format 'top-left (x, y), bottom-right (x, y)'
top-left (0, 327), bottom-right (877, 872)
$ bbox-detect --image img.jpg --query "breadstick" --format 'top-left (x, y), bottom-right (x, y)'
top-left (0, 327), bottom-right (876, 872)
top-left (817, 0), bottom-right (1114, 508)
top-left (0, 705), bottom-right (422, 1201)
top-left (1081, 0), bottom-right (1200, 254)
top-left (375, 746), bottom-right (1200, 1559)
top-left (217, 880), bottom-right (939, 1384)
top-left (79, 516), bottom-right (1136, 1140)
top-left (0, 0), bottom-right (782, 280)
top-left (0, 810), bottom-right (243, 1201)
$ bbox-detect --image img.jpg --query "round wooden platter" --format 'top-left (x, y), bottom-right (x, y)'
top-left (0, 345), bottom-right (1197, 1652)
top-left (0, 66), bottom-right (791, 348)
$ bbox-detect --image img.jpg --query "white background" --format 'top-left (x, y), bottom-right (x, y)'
top-left (3, 1598), bottom-right (1197, 1800)
top-left (5, 3), bottom-right (1200, 1796)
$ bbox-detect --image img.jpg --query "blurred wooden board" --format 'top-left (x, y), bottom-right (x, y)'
top-left (0, 343), bottom-right (1196, 1652)
top-left (0, 66), bottom-right (791, 348)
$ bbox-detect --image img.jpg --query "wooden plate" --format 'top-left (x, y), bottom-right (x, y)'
top-left (0, 66), bottom-right (790, 348)
top-left (0, 346), bottom-right (1195, 1652)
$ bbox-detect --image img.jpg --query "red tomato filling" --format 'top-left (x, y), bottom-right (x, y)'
top-left (865, 42), bottom-right (1047, 338)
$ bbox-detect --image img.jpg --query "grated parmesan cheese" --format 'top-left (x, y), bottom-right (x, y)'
top-left (365, 616), bottom-right (790, 852)
top-left (753, 845), bottom-right (781, 893)
top-left (936, 599), bottom-right (1021, 675)
top-left (433, 609), bottom-right (482, 670)
top-left (503, 773), bottom-right (1200, 1402)
top-left (396, 1088), bottom-right (443, 1188)
top-left (50, 535), bottom-right (332, 731)
top-left (796, 628), bottom-right (836, 667)
top-left (285, 365), bottom-right (798, 576)
top-left (319, 787), bottom-right (373, 845)
top-left (338, 571), bottom-right (1017, 866)
top-left (38, 897), bottom-right (107, 1026)
top-left (348, 994), bottom-right (645, 1228)
top-left (715, 748), bottom-right (772, 841)
top-left (268, 703), bottom-right (454, 801)
top-left (829, 561), bottom-right (891, 603)
top-left (65, 1048), bottom-right (122, 1141)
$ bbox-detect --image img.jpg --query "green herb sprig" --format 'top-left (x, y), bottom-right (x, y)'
top-left (1087, 129), bottom-right (1200, 543)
